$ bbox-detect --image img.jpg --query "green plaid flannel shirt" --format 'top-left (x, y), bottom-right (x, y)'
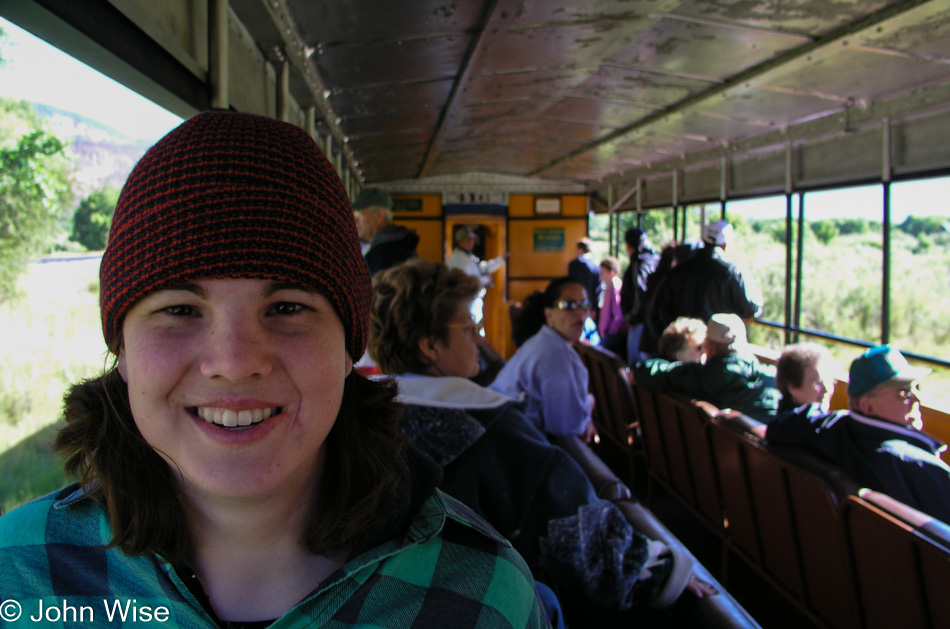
top-left (0, 484), bottom-right (548, 628)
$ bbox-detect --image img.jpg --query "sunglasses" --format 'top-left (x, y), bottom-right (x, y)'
top-left (553, 299), bottom-right (590, 312)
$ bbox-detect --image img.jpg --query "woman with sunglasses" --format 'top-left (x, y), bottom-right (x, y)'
top-left (491, 278), bottom-right (596, 441)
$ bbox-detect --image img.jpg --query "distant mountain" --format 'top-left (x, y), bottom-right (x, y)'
top-left (31, 103), bottom-right (151, 199)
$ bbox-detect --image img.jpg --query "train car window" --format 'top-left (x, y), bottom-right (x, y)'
top-left (799, 185), bottom-right (885, 348)
top-left (890, 176), bottom-right (950, 407)
top-left (725, 195), bottom-right (790, 350)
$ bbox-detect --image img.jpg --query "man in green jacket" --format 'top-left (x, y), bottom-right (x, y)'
top-left (633, 313), bottom-right (780, 422)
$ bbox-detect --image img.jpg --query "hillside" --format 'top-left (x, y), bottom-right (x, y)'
top-left (32, 103), bottom-right (151, 198)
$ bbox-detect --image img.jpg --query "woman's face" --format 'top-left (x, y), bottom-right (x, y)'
top-left (118, 278), bottom-right (352, 504)
top-left (425, 301), bottom-right (482, 378)
top-left (674, 334), bottom-right (706, 364)
top-left (544, 283), bottom-right (589, 342)
top-left (788, 360), bottom-right (835, 409)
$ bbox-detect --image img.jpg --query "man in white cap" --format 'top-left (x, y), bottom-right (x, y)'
top-left (447, 225), bottom-right (505, 328)
top-left (765, 345), bottom-right (950, 522)
top-left (646, 220), bottom-right (762, 344)
top-left (633, 313), bottom-right (780, 421)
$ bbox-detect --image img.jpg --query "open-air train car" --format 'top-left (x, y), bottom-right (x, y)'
top-left (4, 1), bottom-right (950, 626)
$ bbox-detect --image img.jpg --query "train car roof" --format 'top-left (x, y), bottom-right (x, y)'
top-left (4, 1), bottom-right (950, 205)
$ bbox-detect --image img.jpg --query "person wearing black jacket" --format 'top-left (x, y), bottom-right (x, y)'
top-left (619, 228), bottom-right (658, 365)
top-left (646, 220), bottom-right (761, 345)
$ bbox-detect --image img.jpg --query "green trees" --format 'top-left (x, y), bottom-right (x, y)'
top-left (71, 187), bottom-right (118, 251)
top-left (0, 98), bottom-right (73, 302)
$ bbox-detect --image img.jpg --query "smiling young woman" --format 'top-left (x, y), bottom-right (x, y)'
top-left (0, 111), bottom-right (546, 628)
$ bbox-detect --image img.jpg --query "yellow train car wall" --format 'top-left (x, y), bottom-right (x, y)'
top-left (385, 193), bottom-right (591, 360)
top-left (392, 195), bottom-right (443, 263)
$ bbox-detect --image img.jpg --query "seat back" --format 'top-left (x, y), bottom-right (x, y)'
top-left (744, 441), bottom-right (859, 628)
top-left (629, 379), bottom-right (671, 498)
top-left (553, 434), bottom-right (762, 629)
top-left (843, 492), bottom-right (950, 629)
top-left (652, 392), bottom-right (725, 536)
top-left (573, 342), bottom-right (637, 455)
top-left (708, 419), bottom-right (761, 566)
top-left (783, 459), bottom-right (859, 628)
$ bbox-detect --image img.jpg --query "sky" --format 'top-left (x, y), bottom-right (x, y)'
top-left (726, 180), bottom-right (950, 225)
top-left (0, 16), bottom-right (182, 141)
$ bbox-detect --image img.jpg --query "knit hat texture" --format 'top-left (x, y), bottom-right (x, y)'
top-left (99, 111), bottom-right (371, 360)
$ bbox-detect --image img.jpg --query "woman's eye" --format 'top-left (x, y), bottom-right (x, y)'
top-left (270, 302), bottom-right (306, 316)
top-left (163, 305), bottom-right (197, 317)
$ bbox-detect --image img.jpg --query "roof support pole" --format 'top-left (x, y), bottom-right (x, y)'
top-left (719, 157), bottom-right (728, 220)
top-left (882, 117), bottom-right (892, 345)
top-left (607, 185), bottom-right (615, 256)
top-left (305, 107), bottom-right (316, 138)
top-left (210, 0), bottom-right (229, 110)
top-left (785, 140), bottom-right (797, 344)
top-left (276, 60), bottom-right (290, 122)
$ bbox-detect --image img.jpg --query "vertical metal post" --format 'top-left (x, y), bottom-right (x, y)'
top-left (305, 107), bottom-right (316, 139)
top-left (607, 185), bottom-right (615, 257)
top-left (210, 0), bottom-right (229, 110)
top-left (795, 193), bottom-right (805, 343)
top-left (277, 60), bottom-right (290, 122)
top-left (720, 157), bottom-right (728, 221)
top-left (785, 140), bottom-right (794, 344)
top-left (882, 118), bottom-right (892, 344)
top-left (635, 179), bottom-right (643, 246)
top-left (672, 170), bottom-right (680, 241)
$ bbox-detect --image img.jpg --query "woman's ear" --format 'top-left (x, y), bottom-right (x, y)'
top-left (418, 337), bottom-right (440, 366)
top-left (543, 307), bottom-right (554, 327)
top-left (117, 349), bottom-right (129, 383)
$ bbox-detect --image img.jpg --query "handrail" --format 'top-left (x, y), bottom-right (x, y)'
top-left (752, 318), bottom-right (950, 370)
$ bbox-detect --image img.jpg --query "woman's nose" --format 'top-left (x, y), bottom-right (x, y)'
top-left (199, 319), bottom-right (273, 382)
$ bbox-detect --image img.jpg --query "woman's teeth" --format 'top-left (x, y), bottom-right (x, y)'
top-left (196, 407), bottom-right (278, 427)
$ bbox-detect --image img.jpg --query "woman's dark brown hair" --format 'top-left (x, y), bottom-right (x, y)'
top-left (512, 277), bottom-right (584, 348)
top-left (775, 342), bottom-right (832, 398)
top-left (369, 258), bottom-right (482, 375)
top-left (54, 360), bottom-right (411, 563)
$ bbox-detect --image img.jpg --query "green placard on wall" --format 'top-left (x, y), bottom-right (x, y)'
top-left (533, 227), bottom-right (565, 252)
top-left (392, 197), bottom-right (423, 212)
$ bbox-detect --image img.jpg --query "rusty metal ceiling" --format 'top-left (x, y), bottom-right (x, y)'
top-left (211, 0), bottom-right (950, 187)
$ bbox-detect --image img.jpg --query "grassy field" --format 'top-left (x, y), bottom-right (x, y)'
top-left (0, 254), bottom-right (106, 513)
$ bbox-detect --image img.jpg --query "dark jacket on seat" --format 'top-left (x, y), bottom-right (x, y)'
top-left (393, 374), bottom-right (696, 611)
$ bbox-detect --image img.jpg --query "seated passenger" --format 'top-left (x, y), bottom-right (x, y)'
top-left (369, 258), bottom-right (709, 614)
top-left (775, 342), bottom-right (837, 412)
top-left (657, 317), bottom-right (707, 363)
top-left (766, 345), bottom-right (950, 523)
top-left (491, 278), bottom-right (596, 440)
top-left (633, 313), bottom-right (780, 422)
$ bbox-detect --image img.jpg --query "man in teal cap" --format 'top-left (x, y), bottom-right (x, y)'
top-left (766, 345), bottom-right (950, 522)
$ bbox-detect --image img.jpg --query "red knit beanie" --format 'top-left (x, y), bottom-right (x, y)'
top-left (99, 111), bottom-right (370, 360)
